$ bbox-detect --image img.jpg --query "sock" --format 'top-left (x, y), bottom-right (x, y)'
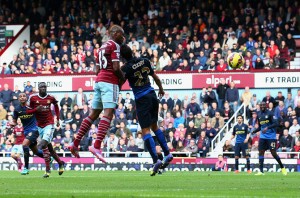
top-left (42, 147), bottom-right (51, 171)
top-left (259, 156), bottom-right (264, 173)
top-left (274, 155), bottom-right (284, 168)
top-left (36, 149), bottom-right (44, 158)
top-left (235, 159), bottom-right (239, 171)
top-left (246, 158), bottom-right (250, 170)
top-left (48, 144), bottom-right (62, 164)
top-left (23, 146), bottom-right (30, 169)
top-left (74, 116), bottom-right (93, 147)
top-left (158, 153), bottom-right (163, 161)
top-left (154, 129), bottom-right (170, 156)
top-left (94, 116), bottom-right (111, 149)
top-left (143, 133), bottom-right (158, 163)
top-left (16, 157), bottom-right (22, 164)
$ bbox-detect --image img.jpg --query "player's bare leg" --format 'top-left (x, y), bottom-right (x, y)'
top-left (89, 108), bottom-right (114, 163)
top-left (270, 149), bottom-right (287, 175)
top-left (70, 109), bottom-right (102, 158)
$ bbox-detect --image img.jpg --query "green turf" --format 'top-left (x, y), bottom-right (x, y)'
top-left (0, 171), bottom-right (299, 197)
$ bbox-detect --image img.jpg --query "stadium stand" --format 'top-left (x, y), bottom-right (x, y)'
top-left (0, 0), bottom-right (300, 159)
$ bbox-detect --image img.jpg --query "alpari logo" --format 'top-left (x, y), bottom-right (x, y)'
top-left (84, 78), bottom-right (95, 87)
top-left (205, 75), bottom-right (241, 87)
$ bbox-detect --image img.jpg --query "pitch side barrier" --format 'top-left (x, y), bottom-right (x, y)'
top-left (0, 151), bottom-right (299, 172)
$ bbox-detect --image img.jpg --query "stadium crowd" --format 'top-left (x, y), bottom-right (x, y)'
top-left (0, 0), bottom-right (299, 75)
top-left (1, 82), bottom-right (300, 157)
top-left (0, 0), bottom-right (300, 157)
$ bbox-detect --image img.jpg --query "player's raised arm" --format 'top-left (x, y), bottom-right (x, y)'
top-left (151, 72), bottom-right (164, 98)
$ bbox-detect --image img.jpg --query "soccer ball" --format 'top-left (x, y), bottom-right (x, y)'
top-left (227, 52), bottom-right (245, 69)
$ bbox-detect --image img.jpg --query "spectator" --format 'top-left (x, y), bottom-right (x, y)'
top-left (208, 102), bottom-right (220, 118)
top-left (174, 123), bottom-right (186, 141)
top-left (284, 92), bottom-right (294, 109)
top-left (0, 104), bottom-right (7, 120)
top-left (135, 132), bottom-right (144, 152)
top-left (223, 140), bottom-right (234, 158)
top-left (262, 91), bottom-right (275, 107)
top-left (203, 86), bottom-right (217, 107)
top-left (186, 98), bottom-right (201, 116)
top-left (185, 121), bottom-right (199, 139)
top-left (216, 78), bottom-right (229, 110)
top-left (60, 93), bottom-right (73, 110)
top-left (294, 89), bottom-right (300, 108)
top-left (127, 139), bottom-right (139, 156)
top-left (105, 133), bottom-right (119, 150)
top-left (174, 111), bottom-right (185, 129)
top-left (278, 129), bottom-right (293, 152)
top-left (251, 140), bottom-right (259, 158)
top-left (221, 101), bottom-right (234, 123)
top-left (183, 138), bottom-right (198, 157)
top-left (115, 122), bottom-right (132, 138)
top-left (115, 103), bottom-right (125, 119)
top-left (73, 88), bottom-right (87, 110)
top-left (274, 101), bottom-right (287, 119)
top-left (212, 154), bottom-right (227, 171)
top-left (211, 112), bottom-right (225, 133)
top-left (161, 92), bottom-right (173, 111)
top-left (205, 122), bottom-right (217, 143)
top-left (197, 131), bottom-right (210, 157)
top-left (291, 130), bottom-right (300, 149)
top-left (274, 91), bottom-right (285, 107)
top-left (167, 131), bottom-right (177, 149)
top-left (288, 118), bottom-right (300, 137)
top-left (0, 84), bottom-right (13, 110)
top-left (225, 81), bottom-right (239, 112)
top-left (163, 112), bottom-right (174, 129)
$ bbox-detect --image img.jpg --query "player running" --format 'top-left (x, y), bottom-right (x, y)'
top-left (231, 115), bottom-right (251, 174)
top-left (120, 44), bottom-right (173, 176)
top-left (28, 82), bottom-right (65, 178)
top-left (69, 25), bottom-right (125, 162)
top-left (12, 92), bottom-right (44, 175)
top-left (10, 119), bottom-right (25, 172)
top-left (252, 102), bottom-right (287, 176)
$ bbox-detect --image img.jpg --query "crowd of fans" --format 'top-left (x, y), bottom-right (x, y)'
top-left (0, 0), bottom-right (300, 75)
top-left (1, 81), bottom-right (300, 158)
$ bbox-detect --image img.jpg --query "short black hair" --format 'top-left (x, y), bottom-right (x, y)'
top-left (120, 45), bottom-right (133, 61)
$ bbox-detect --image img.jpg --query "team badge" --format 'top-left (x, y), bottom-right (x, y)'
top-left (28, 132), bottom-right (32, 136)
top-left (36, 100), bottom-right (39, 103)
top-left (47, 100), bottom-right (50, 104)
top-left (265, 116), bottom-right (268, 119)
top-left (242, 127), bottom-right (244, 130)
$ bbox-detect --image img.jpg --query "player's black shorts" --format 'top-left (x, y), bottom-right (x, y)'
top-left (136, 90), bottom-right (159, 129)
top-left (258, 138), bottom-right (276, 151)
top-left (25, 130), bottom-right (40, 147)
top-left (234, 143), bottom-right (249, 157)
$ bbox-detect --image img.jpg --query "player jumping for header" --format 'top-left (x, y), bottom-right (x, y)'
top-left (69, 25), bottom-right (126, 162)
top-left (120, 44), bottom-right (173, 176)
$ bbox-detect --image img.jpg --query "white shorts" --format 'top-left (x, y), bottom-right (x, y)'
top-left (92, 82), bottom-right (119, 109)
top-left (11, 145), bottom-right (24, 155)
top-left (38, 124), bottom-right (54, 143)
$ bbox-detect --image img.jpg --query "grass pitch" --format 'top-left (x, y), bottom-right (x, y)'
top-left (0, 171), bottom-right (299, 197)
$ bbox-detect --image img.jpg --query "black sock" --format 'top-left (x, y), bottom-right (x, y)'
top-left (246, 158), bottom-right (250, 170)
top-left (23, 146), bottom-right (30, 169)
top-left (158, 153), bottom-right (163, 161)
top-left (36, 149), bottom-right (44, 158)
top-left (235, 159), bottom-right (239, 171)
top-left (259, 156), bottom-right (264, 173)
